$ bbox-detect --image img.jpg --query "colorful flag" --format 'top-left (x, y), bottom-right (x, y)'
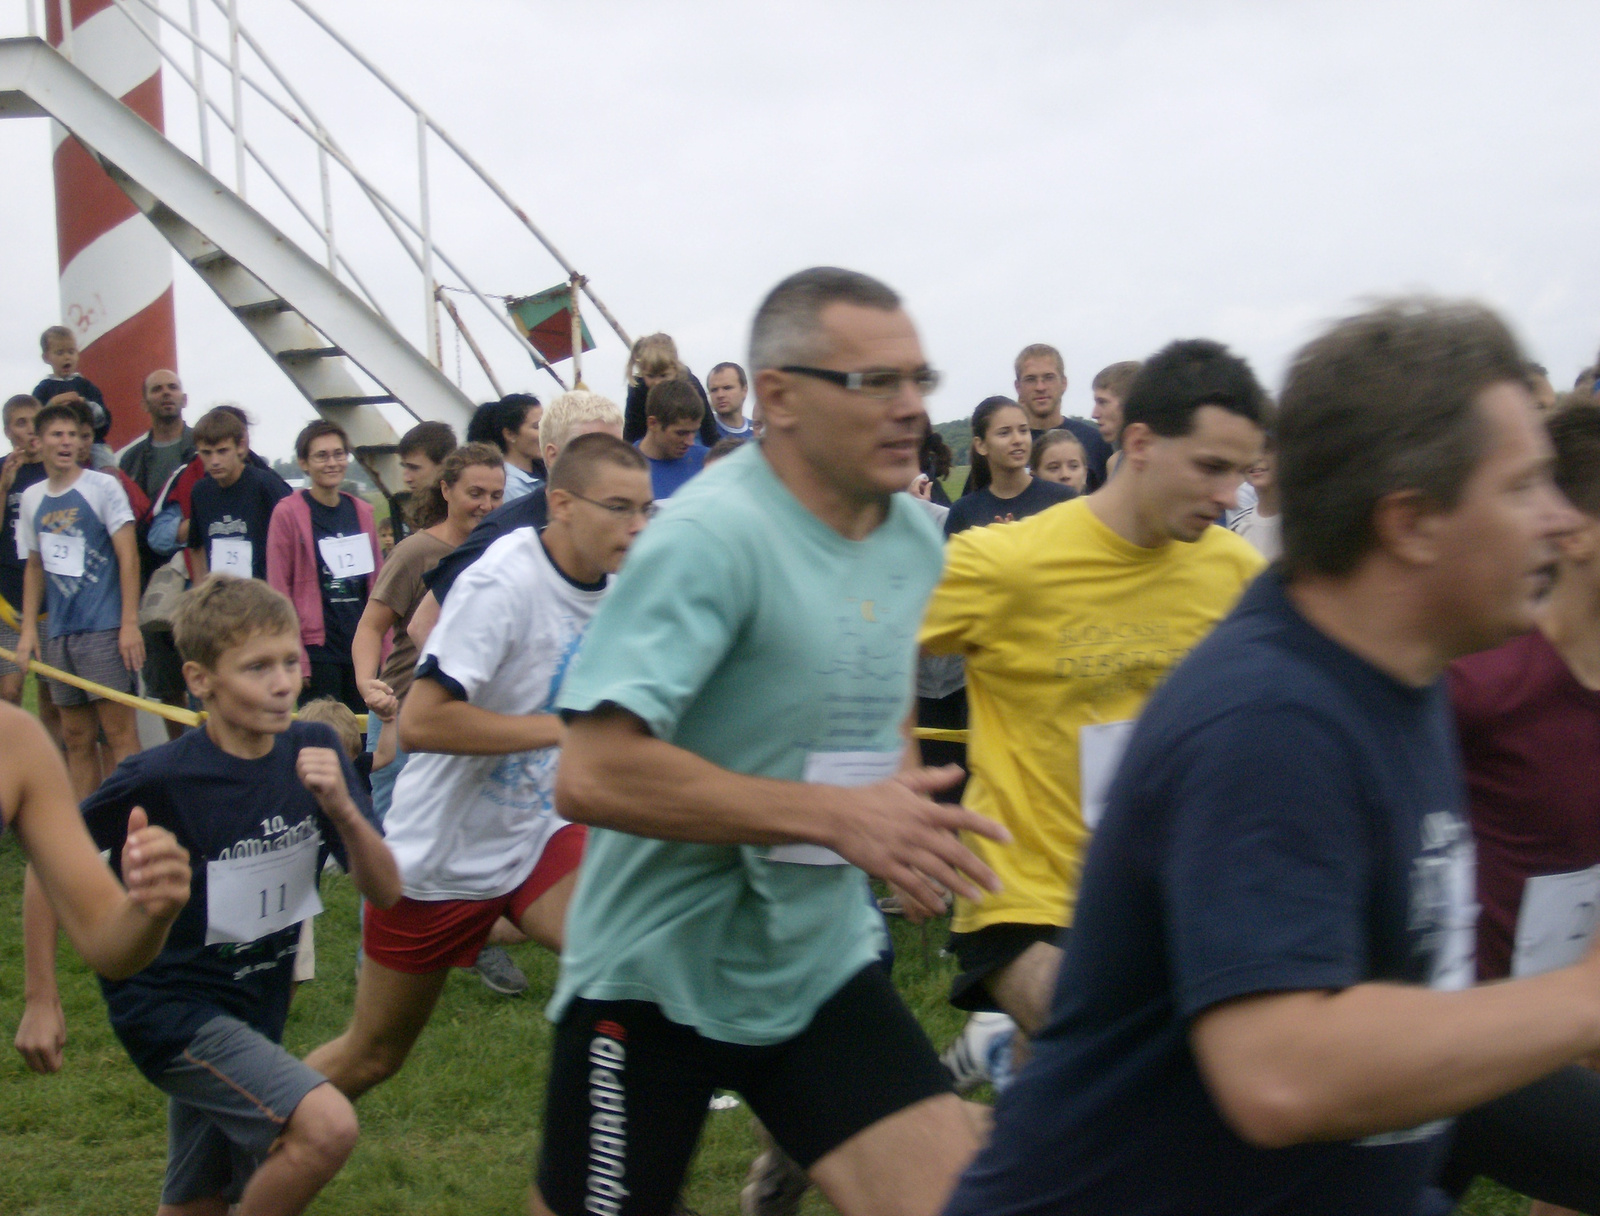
top-left (506, 284), bottom-right (596, 364)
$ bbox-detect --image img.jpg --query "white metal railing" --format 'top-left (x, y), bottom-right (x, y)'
top-left (16, 0), bottom-right (629, 399)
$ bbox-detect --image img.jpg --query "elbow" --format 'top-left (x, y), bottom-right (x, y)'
top-left (1209, 1078), bottom-right (1326, 1150)
top-left (367, 876), bottom-right (403, 912)
top-left (554, 754), bottom-right (607, 827)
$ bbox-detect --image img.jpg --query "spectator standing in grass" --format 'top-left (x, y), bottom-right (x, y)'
top-left (1030, 428), bottom-right (1090, 494)
top-left (707, 361), bottom-right (755, 440)
top-left (387, 420), bottom-right (457, 543)
top-left (636, 377), bottom-right (711, 500)
top-left (187, 407), bottom-right (291, 581)
top-left (945, 397), bottom-right (1075, 535)
top-left (1, 394), bottom-right (44, 706)
top-left (119, 370), bottom-right (193, 503)
top-left (267, 420), bottom-right (382, 714)
top-left (13, 399), bottom-right (145, 799)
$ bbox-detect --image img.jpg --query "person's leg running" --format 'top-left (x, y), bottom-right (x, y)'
top-left (985, 941), bottom-right (1063, 1039)
top-left (229, 1083), bottom-right (357, 1216)
top-left (511, 826), bottom-right (584, 951)
top-left (303, 953), bottom-right (450, 1100)
top-left (810, 1095), bottom-right (979, 1216)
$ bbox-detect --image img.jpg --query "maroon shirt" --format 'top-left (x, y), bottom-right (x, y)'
top-left (1449, 629), bottom-right (1600, 981)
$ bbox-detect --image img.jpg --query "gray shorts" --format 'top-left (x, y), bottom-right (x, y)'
top-left (154, 1015), bottom-right (328, 1206)
top-left (0, 621), bottom-right (19, 678)
top-left (41, 628), bottom-right (136, 707)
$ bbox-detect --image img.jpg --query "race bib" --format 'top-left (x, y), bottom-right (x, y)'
top-left (40, 532), bottom-right (85, 578)
top-left (1079, 719), bottom-right (1135, 830)
top-left (1512, 866), bottom-right (1600, 978)
top-left (210, 536), bottom-right (253, 575)
top-left (768, 750), bottom-right (901, 866)
top-left (205, 833), bottom-right (324, 945)
top-left (317, 533), bottom-right (374, 579)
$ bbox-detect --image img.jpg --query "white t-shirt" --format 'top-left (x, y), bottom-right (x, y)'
top-left (382, 529), bottom-right (608, 900)
top-left (1227, 504), bottom-right (1281, 561)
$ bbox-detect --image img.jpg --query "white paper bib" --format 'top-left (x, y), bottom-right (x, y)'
top-left (205, 833), bottom-right (324, 945)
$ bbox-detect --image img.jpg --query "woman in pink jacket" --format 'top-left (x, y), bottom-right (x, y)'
top-left (267, 419), bottom-right (383, 713)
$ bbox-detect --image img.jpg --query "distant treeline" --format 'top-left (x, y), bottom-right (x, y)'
top-left (933, 419), bottom-right (972, 465)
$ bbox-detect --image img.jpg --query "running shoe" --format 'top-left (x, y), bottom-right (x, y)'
top-left (740, 1147), bottom-right (809, 1216)
top-left (473, 945), bottom-right (529, 996)
top-left (940, 1011), bottom-right (1017, 1095)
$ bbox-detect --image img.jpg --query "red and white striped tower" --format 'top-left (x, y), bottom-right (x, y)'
top-left (45, 0), bottom-right (177, 448)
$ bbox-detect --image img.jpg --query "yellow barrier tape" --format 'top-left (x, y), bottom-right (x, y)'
top-left (911, 727), bottom-right (969, 743)
top-left (0, 597), bottom-right (19, 631)
top-left (0, 642), bottom-right (204, 726)
top-left (0, 644), bottom-right (370, 734)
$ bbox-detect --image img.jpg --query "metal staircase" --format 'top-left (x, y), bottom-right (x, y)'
top-left (2, 0), bottom-right (629, 489)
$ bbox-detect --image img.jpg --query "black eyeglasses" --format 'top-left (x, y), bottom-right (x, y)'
top-left (569, 492), bottom-right (657, 521)
top-left (780, 365), bottom-right (941, 398)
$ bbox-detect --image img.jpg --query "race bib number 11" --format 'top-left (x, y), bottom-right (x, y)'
top-left (205, 833), bottom-right (324, 945)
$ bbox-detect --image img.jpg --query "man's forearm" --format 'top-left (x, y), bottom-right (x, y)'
top-left (351, 621), bottom-right (384, 688)
top-left (112, 527), bottom-right (140, 621)
top-left (1193, 968), bottom-right (1600, 1149)
top-left (556, 710), bottom-right (843, 848)
top-left (20, 557), bottom-right (42, 636)
top-left (398, 681), bottom-right (562, 755)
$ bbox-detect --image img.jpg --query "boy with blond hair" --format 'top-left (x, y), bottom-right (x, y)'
top-left (21, 575), bottom-right (401, 1215)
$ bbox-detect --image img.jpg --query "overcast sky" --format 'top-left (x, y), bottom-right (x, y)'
top-left (2, 0), bottom-right (1598, 462)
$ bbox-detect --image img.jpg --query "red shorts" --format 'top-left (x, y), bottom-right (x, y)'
top-left (362, 824), bottom-right (586, 974)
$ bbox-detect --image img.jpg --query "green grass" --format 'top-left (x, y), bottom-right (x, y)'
top-left (0, 829), bottom-right (1528, 1214)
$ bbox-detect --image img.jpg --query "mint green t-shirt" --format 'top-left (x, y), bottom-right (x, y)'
top-left (549, 443), bottom-right (944, 1045)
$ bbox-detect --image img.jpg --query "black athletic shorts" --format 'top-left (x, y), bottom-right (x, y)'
top-left (1436, 1064), bottom-right (1600, 1209)
top-left (947, 922), bottom-right (1066, 1012)
top-left (535, 963), bottom-right (953, 1216)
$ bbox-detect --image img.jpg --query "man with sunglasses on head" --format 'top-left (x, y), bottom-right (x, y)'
top-left (528, 267), bottom-right (1008, 1216)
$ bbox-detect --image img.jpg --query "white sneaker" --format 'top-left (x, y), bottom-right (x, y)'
top-left (940, 1012), bottom-right (1017, 1095)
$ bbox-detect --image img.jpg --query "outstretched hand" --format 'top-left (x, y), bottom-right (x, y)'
top-left (828, 765), bottom-right (1008, 921)
top-left (121, 807), bottom-right (190, 923)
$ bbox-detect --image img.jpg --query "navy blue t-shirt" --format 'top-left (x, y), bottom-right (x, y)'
top-left (305, 491), bottom-right (368, 666)
top-left (85, 721), bottom-right (377, 1080)
top-left (946, 572), bottom-right (1474, 1216)
top-left (187, 464), bottom-right (291, 581)
top-left (33, 374), bottom-right (109, 441)
top-left (944, 478), bottom-right (1074, 536)
top-left (421, 486), bottom-right (547, 605)
top-left (1, 460), bottom-right (47, 609)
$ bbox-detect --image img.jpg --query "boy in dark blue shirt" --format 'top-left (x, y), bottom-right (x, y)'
top-left (186, 407), bottom-right (290, 581)
top-left (33, 325), bottom-right (112, 465)
top-left (23, 575), bottom-right (401, 1214)
top-left (947, 300), bottom-right (1600, 1216)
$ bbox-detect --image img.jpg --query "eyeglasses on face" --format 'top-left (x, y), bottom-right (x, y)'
top-left (569, 492), bottom-right (658, 521)
top-left (780, 365), bottom-right (941, 398)
top-left (307, 450), bottom-right (349, 464)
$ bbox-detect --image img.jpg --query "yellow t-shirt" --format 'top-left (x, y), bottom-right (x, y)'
top-left (919, 497), bottom-right (1265, 934)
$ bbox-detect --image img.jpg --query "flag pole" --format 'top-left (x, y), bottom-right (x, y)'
top-left (570, 272), bottom-right (586, 389)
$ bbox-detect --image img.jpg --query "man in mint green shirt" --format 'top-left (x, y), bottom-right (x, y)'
top-left (533, 268), bottom-right (1007, 1216)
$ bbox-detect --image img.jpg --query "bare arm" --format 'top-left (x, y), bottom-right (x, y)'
top-left (398, 673), bottom-right (562, 755)
top-left (190, 542), bottom-right (209, 579)
top-left (352, 598), bottom-right (400, 721)
top-left (295, 746), bottom-right (401, 909)
top-left (16, 868), bottom-right (65, 1073)
top-left (14, 552), bottom-right (42, 668)
top-left (555, 706), bottom-right (1006, 918)
top-left (407, 590), bottom-right (440, 650)
top-left (1191, 964), bottom-right (1600, 1149)
top-left (111, 523), bottom-right (145, 672)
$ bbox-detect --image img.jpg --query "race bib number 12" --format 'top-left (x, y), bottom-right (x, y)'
top-left (317, 533), bottom-right (375, 578)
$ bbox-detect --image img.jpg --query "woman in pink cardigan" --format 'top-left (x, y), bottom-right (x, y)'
top-left (267, 419), bottom-right (383, 713)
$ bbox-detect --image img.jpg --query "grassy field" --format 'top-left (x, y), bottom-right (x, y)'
top-left (0, 802), bottom-right (1525, 1214)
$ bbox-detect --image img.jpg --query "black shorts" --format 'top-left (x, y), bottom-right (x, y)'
top-left (947, 922), bottom-right (1066, 1012)
top-left (1437, 1064), bottom-right (1600, 1208)
top-left (535, 963), bottom-right (952, 1216)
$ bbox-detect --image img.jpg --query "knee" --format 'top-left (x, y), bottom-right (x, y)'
top-left (286, 1083), bottom-right (359, 1170)
top-left (59, 717), bottom-right (95, 753)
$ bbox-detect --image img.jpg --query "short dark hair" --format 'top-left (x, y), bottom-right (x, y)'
top-left (1120, 340), bottom-right (1269, 441)
top-left (709, 361), bottom-right (747, 389)
top-left (547, 431), bottom-right (648, 496)
top-left (706, 437), bottom-right (746, 462)
top-left (645, 378), bottom-right (705, 428)
top-left (749, 267), bottom-right (901, 372)
top-left (34, 399), bottom-right (91, 435)
top-left (398, 420), bottom-right (456, 464)
top-left (1092, 360), bottom-right (1143, 399)
top-left (1549, 400), bottom-right (1600, 518)
top-left (39, 325), bottom-right (74, 354)
top-left (1277, 297), bottom-right (1526, 577)
top-left (3, 394), bottom-right (39, 426)
top-left (295, 419), bottom-right (349, 462)
top-left (193, 407), bottom-right (246, 448)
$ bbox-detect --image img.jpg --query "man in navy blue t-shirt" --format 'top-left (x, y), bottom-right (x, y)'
top-left (947, 300), bottom-right (1599, 1216)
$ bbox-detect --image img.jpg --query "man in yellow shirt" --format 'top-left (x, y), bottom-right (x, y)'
top-left (920, 339), bottom-right (1268, 1056)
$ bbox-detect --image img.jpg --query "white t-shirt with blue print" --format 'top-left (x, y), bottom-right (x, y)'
top-left (17, 468), bottom-right (134, 638)
top-left (381, 528), bottom-right (607, 901)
